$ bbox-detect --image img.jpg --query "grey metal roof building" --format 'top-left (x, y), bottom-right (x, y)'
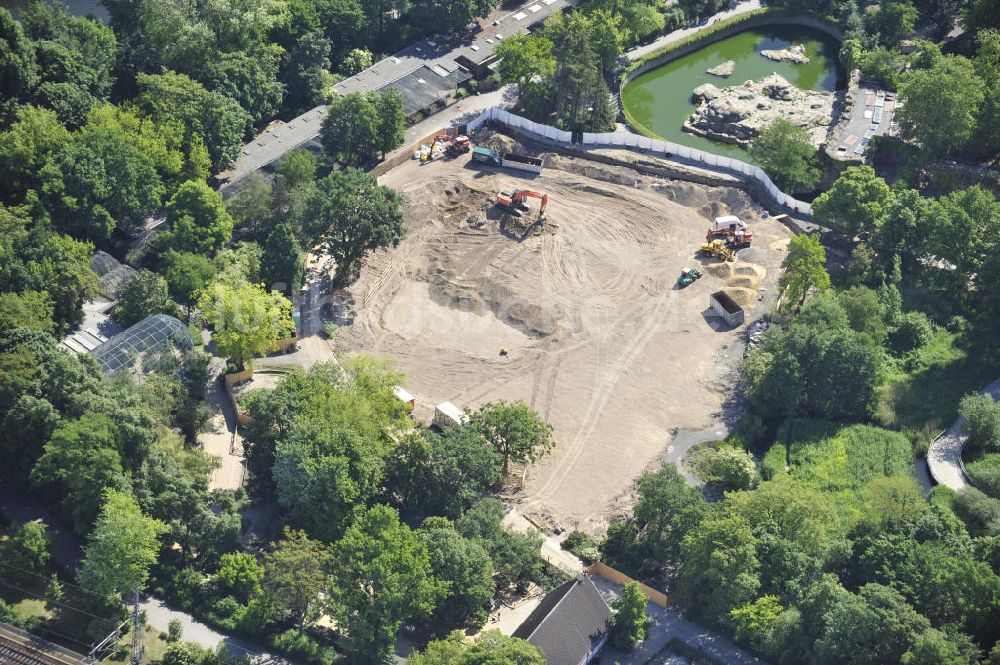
top-left (218, 0), bottom-right (570, 188)
top-left (513, 576), bottom-right (612, 665)
top-left (89, 251), bottom-right (137, 301)
top-left (90, 314), bottom-right (192, 373)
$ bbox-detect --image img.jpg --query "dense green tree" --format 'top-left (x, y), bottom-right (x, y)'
top-left (340, 47), bottom-right (372, 75)
top-left (495, 34), bottom-right (555, 101)
top-left (838, 286), bottom-right (887, 344)
top-left (78, 488), bottom-right (166, 602)
top-left (750, 119), bottom-right (821, 193)
top-left (702, 446), bottom-right (759, 490)
top-left (31, 413), bottom-right (129, 534)
top-left (0, 8), bottom-right (38, 126)
top-left (116, 269), bottom-right (170, 326)
top-left (866, 0), bottom-right (918, 45)
top-left (869, 188), bottom-right (940, 276)
top-left (372, 88), bottom-right (405, 160)
top-left (408, 630), bottom-right (546, 665)
top-left (3, 520), bottom-right (50, 580)
top-left (328, 504), bottom-right (440, 664)
top-left (610, 581), bottom-right (649, 651)
top-left (744, 302), bottom-right (881, 421)
top-left (537, 12), bottom-right (616, 133)
top-left (385, 427), bottom-right (502, 520)
top-left (931, 185), bottom-right (1000, 293)
top-left (281, 30), bottom-right (332, 112)
top-left (602, 463), bottom-right (708, 577)
top-left (778, 234), bottom-right (831, 312)
top-left (418, 517), bottom-right (494, 635)
top-left (260, 222), bottom-right (303, 294)
top-left (301, 168), bottom-right (404, 283)
top-left (814, 584), bottom-right (931, 665)
top-left (0, 105), bottom-right (70, 200)
top-left (470, 400), bottom-right (554, 477)
top-left (163, 251), bottom-right (217, 317)
top-left (202, 47), bottom-right (285, 126)
top-left (0, 291), bottom-right (55, 334)
top-left (19, 2), bottom-right (116, 99)
top-left (408, 0), bottom-right (497, 36)
top-left (40, 128), bottom-right (165, 242)
top-left (83, 103), bottom-right (210, 191)
top-left (320, 92), bottom-right (378, 166)
top-left (214, 552), bottom-right (264, 603)
top-left (676, 515), bottom-right (760, 624)
top-left (262, 528), bottom-right (330, 631)
top-left (897, 56), bottom-right (984, 158)
top-left (456, 499), bottom-right (543, 593)
top-left (198, 281), bottom-right (293, 367)
top-left (136, 71), bottom-right (251, 172)
top-left (730, 595), bottom-right (783, 654)
top-left (812, 166), bottom-right (894, 238)
top-left (902, 628), bottom-right (978, 665)
top-left (960, 393), bottom-right (1000, 452)
top-left (164, 180), bottom-right (234, 254)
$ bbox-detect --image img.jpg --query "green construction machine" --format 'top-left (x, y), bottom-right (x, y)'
top-left (677, 267), bottom-right (703, 288)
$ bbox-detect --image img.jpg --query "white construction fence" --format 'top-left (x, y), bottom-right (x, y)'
top-left (466, 107), bottom-right (813, 216)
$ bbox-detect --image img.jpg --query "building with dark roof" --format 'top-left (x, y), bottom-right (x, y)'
top-left (513, 576), bottom-right (612, 665)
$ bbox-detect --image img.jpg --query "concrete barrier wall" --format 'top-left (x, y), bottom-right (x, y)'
top-left (468, 106), bottom-right (814, 217)
top-left (587, 562), bottom-right (669, 608)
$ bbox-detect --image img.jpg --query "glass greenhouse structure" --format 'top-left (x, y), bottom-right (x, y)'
top-left (91, 314), bottom-right (193, 373)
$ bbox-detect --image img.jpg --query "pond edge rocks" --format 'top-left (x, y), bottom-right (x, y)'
top-left (685, 73), bottom-right (835, 149)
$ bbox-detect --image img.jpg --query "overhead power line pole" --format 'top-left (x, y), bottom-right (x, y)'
top-left (130, 582), bottom-right (143, 665)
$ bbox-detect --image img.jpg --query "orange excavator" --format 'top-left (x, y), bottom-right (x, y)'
top-left (496, 189), bottom-right (548, 219)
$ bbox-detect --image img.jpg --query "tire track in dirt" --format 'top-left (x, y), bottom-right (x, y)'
top-left (523, 290), bottom-right (672, 508)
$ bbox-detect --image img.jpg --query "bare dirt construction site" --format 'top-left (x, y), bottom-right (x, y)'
top-left (335, 134), bottom-right (793, 533)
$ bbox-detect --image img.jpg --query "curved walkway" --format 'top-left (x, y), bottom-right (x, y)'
top-left (927, 378), bottom-right (1000, 491)
top-left (626, 0), bottom-right (762, 61)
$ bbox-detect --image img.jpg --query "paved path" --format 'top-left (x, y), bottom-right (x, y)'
top-left (927, 378), bottom-right (1000, 491)
top-left (202, 377), bottom-right (245, 491)
top-left (502, 509), bottom-right (584, 576)
top-left (625, 0), bottom-right (763, 62)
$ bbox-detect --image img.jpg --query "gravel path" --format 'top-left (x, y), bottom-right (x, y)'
top-left (927, 378), bottom-right (1000, 492)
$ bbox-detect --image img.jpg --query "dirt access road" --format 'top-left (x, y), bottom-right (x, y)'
top-left (336, 143), bottom-right (791, 533)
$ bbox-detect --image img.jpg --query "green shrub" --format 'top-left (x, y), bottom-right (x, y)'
top-left (966, 454), bottom-right (1000, 499)
top-left (959, 393), bottom-right (1000, 453)
top-left (890, 311), bottom-right (934, 354)
top-left (165, 567), bottom-right (205, 611)
top-left (561, 530), bottom-right (600, 564)
top-left (730, 413), bottom-right (767, 449)
top-left (760, 444), bottom-right (788, 480)
top-left (188, 324), bottom-right (205, 347)
top-left (703, 447), bottom-right (759, 490)
top-left (270, 629), bottom-right (334, 665)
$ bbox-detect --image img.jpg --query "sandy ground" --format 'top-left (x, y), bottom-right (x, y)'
top-left (336, 142), bottom-right (791, 533)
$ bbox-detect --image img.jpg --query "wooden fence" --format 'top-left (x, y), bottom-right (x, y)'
top-left (587, 561), bottom-right (669, 608)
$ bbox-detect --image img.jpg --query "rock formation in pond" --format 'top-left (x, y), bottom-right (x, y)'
top-left (706, 60), bottom-right (735, 77)
top-left (685, 73), bottom-right (834, 148)
top-left (760, 43), bottom-right (809, 64)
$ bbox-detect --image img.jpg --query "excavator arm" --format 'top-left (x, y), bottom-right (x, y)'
top-left (512, 190), bottom-right (548, 213)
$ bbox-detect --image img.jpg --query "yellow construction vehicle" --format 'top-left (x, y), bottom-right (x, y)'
top-left (699, 239), bottom-right (735, 262)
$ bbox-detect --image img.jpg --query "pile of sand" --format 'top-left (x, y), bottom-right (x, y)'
top-left (722, 287), bottom-right (759, 307)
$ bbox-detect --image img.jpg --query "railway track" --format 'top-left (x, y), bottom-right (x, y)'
top-left (0, 624), bottom-right (87, 665)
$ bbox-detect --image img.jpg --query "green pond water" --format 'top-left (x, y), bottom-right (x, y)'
top-left (621, 26), bottom-right (842, 159)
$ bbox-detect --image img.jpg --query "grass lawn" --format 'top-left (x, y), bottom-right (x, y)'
top-left (107, 625), bottom-right (170, 664)
top-left (873, 330), bottom-right (1000, 441)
